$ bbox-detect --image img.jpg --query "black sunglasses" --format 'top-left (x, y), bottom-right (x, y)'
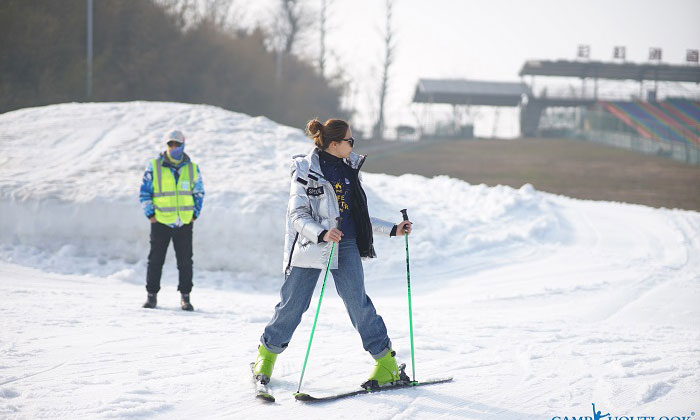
top-left (340, 137), bottom-right (355, 147)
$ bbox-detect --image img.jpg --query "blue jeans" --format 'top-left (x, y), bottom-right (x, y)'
top-left (261, 239), bottom-right (392, 359)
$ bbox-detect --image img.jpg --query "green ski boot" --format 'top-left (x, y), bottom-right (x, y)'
top-left (361, 350), bottom-right (409, 389)
top-left (251, 345), bottom-right (278, 385)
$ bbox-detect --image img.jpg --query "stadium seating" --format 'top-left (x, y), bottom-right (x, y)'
top-left (601, 100), bottom-right (700, 146)
top-left (663, 99), bottom-right (700, 126)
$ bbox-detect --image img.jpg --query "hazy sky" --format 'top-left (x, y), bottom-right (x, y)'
top-left (241, 0), bottom-right (700, 137)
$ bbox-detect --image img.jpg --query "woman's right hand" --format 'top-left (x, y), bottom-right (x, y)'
top-left (323, 228), bottom-right (343, 243)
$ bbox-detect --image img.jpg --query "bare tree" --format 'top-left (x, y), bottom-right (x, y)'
top-left (201, 0), bottom-right (236, 30)
top-left (372, 0), bottom-right (395, 140)
top-left (280, 0), bottom-right (305, 54)
top-left (159, 0), bottom-right (238, 31)
top-left (318, 0), bottom-right (330, 78)
top-left (267, 0), bottom-right (306, 82)
top-left (159, 0), bottom-right (197, 29)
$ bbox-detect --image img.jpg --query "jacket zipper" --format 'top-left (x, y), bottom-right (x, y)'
top-left (286, 232), bottom-right (299, 275)
top-left (175, 167), bottom-right (180, 221)
top-left (286, 193), bottom-right (318, 275)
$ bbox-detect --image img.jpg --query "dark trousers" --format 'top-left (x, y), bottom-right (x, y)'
top-left (146, 222), bottom-right (193, 294)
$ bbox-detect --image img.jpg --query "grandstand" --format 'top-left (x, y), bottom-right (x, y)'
top-left (521, 59), bottom-right (700, 164)
top-left (412, 58), bottom-right (700, 165)
top-left (598, 100), bottom-right (700, 146)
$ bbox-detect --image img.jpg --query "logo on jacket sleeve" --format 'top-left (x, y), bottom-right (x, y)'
top-left (307, 186), bottom-right (324, 196)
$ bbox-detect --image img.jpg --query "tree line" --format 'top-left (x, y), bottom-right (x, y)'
top-left (0, 0), bottom-right (350, 129)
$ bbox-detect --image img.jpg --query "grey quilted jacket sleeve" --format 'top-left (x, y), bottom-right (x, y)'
top-left (371, 217), bottom-right (395, 237)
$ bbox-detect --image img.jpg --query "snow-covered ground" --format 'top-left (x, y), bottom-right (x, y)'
top-left (1, 102), bottom-right (698, 420)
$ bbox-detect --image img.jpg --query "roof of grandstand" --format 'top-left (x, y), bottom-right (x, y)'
top-left (519, 60), bottom-right (700, 83)
top-left (413, 79), bottom-right (531, 106)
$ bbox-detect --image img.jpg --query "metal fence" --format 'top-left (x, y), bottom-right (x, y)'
top-left (576, 129), bottom-right (700, 165)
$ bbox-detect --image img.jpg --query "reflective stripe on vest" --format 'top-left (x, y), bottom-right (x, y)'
top-left (151, 159), bottom-right (197, 224)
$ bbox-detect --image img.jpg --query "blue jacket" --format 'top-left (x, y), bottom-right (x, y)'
top-left (139, 152), bottom-right (205, 227)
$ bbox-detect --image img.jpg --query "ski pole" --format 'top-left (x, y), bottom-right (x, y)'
top-left (296, 216), bottom-right (342, 394)
top-left (400, 209), bottom-right (417, 384)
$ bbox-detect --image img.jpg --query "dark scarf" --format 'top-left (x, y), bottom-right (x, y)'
top-left (317, 150), bottom-right (376, 258)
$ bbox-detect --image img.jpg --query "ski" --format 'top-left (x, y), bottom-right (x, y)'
top-left (250, 362), bottom-right (275, 403)
top-left (294, 377), bottom-right (453, 403)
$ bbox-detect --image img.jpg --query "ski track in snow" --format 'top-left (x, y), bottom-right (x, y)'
top-left (1, 102), bottom-right (699, 419)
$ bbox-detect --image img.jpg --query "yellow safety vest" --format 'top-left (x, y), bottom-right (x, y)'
top-left (151, 158), bottom-right (198, 225)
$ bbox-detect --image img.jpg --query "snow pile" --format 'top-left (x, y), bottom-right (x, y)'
top-left (0, 102), bottom-right (563, 288)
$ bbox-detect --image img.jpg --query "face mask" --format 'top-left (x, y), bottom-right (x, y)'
top-left (169, 143), bottom-right (185, 160)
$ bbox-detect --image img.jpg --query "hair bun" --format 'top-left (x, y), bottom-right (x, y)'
top-left (306, 119), bottom-right (323, 137)
top-left (304, 118), bottom-right (348, 150)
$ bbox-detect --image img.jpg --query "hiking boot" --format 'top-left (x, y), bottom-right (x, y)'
top-left (142, 293), bottom-right (157, 309)
top-left (180, 293), bottom-right (194, 311)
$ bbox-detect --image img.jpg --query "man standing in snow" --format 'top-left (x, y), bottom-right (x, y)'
top-left (139, 130), bottom-right (204, 311)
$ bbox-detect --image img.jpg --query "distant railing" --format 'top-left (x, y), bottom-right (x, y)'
top-left (577, 130), bottom-right (700, 165)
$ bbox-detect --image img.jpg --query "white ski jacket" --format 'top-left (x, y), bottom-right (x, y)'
top-left (282, 147), bottom-right (395, 274)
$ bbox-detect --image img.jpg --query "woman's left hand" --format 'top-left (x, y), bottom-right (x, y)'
top-left (397, 220), bottom-right (412, 235)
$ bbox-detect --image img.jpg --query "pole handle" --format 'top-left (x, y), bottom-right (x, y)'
top-left (335, 216), bottom-right (342, 230)
top-left (400, 209), bottom-right (410, 235)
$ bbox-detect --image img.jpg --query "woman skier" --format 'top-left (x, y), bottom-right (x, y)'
top-left (252, 118), bottom-right (412, 390)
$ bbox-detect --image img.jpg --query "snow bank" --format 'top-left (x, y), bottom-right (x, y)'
top-left (0, 102), bottom-right (564, 287)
